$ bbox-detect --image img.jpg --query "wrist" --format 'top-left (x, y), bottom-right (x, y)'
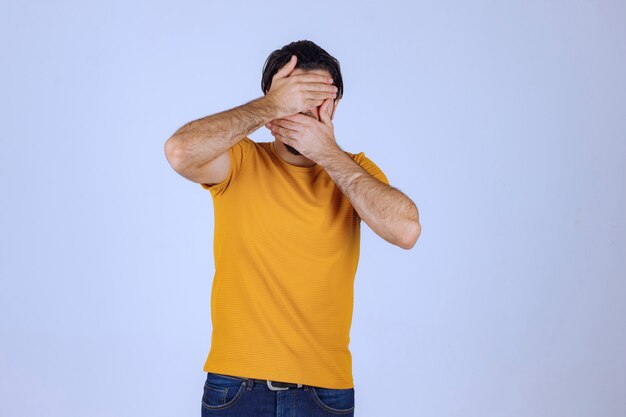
top-left (258, 94), bottom-right (282, 120)
top-left (317, 143), bottom-right (344, 168)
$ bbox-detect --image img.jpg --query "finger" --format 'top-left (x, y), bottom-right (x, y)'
top-left (291, 73), bottom-right (334, 84)
top-left (270, 124), bottom-right (301, 139)
top-left (319, 99), bottom-right (332, 125)
top-left (281, 114), bottom-right (313, 125)
top-left (273, 55), bottom-right (297, 80)
top-left (303, 83), bottom-right (339, 94)
top-left (277, 134), bottom-right (294, 145)
top-left (269, 119), bottom-right (301, 129)
top-left (304, 91), bottom-right (338, 101)
top-left (265, 118), bottom-right (280, 127)
top-left (305, 98), bottom-right (326, 107)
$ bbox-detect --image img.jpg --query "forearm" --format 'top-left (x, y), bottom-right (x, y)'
top-left (318, 147), bottom-right (421, 249)
top-left (166, 96), bottom-right (278, 169)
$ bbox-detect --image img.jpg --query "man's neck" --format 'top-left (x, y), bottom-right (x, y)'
top-left (272, 140), bottom-right (317, 167)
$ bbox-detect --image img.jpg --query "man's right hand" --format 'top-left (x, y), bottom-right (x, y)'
top-left (264, 55), bottom-right (338, 119)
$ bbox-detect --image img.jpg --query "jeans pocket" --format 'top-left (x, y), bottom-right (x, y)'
top-left (311, 386), bottom-right (355, 414)
top-left (201, 372), bottom-right (247, 410)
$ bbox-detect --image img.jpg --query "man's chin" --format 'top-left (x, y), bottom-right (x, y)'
top-left (285, 144), bottom-right (301, 156)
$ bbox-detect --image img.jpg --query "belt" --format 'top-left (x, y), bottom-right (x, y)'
top-left (216, 372), bottom-right (307, 391)
top-left (255, 379), bottom-right (304, 391)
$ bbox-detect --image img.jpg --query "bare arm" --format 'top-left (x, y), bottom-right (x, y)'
top-left (164, 56), bottom-right (336, 185)
top-left (164, 96), bottom-right (278, 176)
top-left (318, 147), bottom-right (421, 250)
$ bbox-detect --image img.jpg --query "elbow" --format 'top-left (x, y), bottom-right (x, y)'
top-left (164, 136), bottom-right (186, 172)
top-left (400, 221), bottom-right (421, 250)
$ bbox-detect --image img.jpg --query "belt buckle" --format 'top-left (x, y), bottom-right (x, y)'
top-left (266, 380), bottom-right (302, 391)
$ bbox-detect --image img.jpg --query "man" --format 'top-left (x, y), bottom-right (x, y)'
top-left (164, 40), bottom-right (421, 417)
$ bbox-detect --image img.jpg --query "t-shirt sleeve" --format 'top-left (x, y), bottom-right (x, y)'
top-left (200, 136), bottom-right (255, 197)
top-left (351, 151), bottom-right (390, 185)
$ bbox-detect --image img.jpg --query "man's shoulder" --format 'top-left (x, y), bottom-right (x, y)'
top-left (240, 137), bottom-right (270, 153)
top-left (343, 149), bottom-right (362, 161)
top-left (345, 149), bottom-right (389, 185)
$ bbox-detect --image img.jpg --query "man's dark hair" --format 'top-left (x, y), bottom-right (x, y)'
top-left (261, 40), bottom-right (343, 99)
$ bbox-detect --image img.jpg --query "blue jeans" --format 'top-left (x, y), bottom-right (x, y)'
top-left (201, 371), bottom-right (355, 416)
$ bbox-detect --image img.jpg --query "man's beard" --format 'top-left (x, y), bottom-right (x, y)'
top-left (284, 143), bottom-right (301, 156)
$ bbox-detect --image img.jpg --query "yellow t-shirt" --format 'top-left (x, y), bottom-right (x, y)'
top-left (200, 137), bottom-right (389, 389)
